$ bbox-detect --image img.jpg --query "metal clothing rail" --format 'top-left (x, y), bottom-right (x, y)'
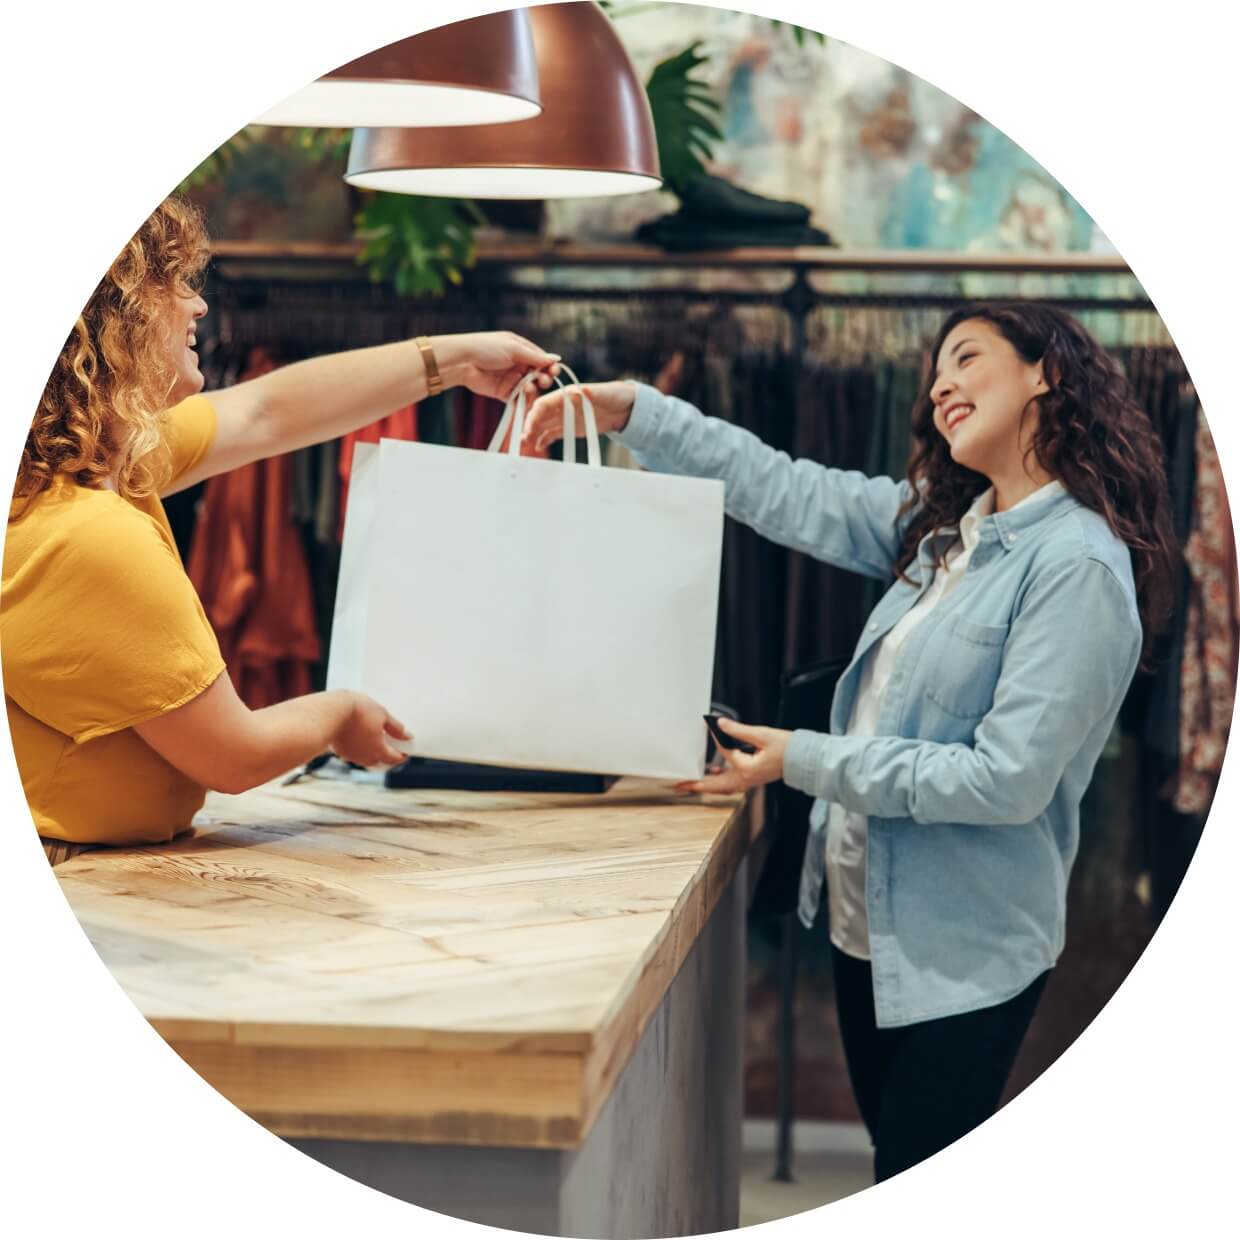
top-left (210, 239), bottom-right (1137, 275)
top-left (207, 242), bottom-right (1151, 308)
top-left (204, 242), bottom-right (1162, 377)
top-left (206, 278), bottom-right (1152, 313)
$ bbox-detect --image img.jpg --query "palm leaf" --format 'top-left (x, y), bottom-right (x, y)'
top-left (645, 43), bottom-right (724, 197)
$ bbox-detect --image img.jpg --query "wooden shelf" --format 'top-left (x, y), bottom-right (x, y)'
top-left (210, 238), bottom-right (1135, 277)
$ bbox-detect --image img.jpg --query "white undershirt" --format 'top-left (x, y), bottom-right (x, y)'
top-left (826, 479), bottom-right (1066, 960)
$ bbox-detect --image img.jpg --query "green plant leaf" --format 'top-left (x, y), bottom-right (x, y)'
top-left (353, 192), bottom-right (482, 297)
top-left (177, 126), bottom-right (263, 192)
top-left (645, 43), bottom-right (725, 198)
top-left (178, 123), bottom-right (353, 194)
top-left (286, 126), bottom-right (353, 165)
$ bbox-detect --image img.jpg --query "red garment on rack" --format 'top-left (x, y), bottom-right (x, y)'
top-left (456, 389), bottom-right (504, 450)
top-left (337, 405), bottom-right (419, 541)
top-left (187, 348), bottom-right (321, 709)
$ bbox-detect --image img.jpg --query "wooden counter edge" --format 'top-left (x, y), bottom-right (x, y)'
top-left (150, 1018), bottom-right (594, 1055)
top-left (156, 791), bottom-right (756, 1150)
top-left (577, 791), bottom-right (755, 1140)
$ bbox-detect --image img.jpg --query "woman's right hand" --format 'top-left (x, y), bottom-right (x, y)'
top-left (522, 380), bottom-right (638, 454)
top-left (330, 691), bottom-right (410, 767)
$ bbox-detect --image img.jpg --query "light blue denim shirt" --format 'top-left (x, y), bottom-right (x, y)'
top-left (615, 383), bottom-right (1143, 1028)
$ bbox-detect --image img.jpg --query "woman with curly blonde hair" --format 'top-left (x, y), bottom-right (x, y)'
top-left (3, 194), bottom-right (559, 862)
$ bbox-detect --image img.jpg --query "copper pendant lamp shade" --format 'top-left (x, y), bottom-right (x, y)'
top-left (345, 3), bottom-right (662, 199)
top-left (256, 9), bottom-right (541, 128)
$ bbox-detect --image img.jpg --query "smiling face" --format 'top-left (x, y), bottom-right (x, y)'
top-left (930, 318), bottom-right (1046, 482)
top-left (160, 282), bottom-right (208, 405)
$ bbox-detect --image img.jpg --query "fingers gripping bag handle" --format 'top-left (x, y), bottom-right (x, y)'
top-left (486, 376), bottom-right (533, 457)
top-left (551, 364), bottom-right (601, 468)
top-left (486, 365), bottom-right (601, 467)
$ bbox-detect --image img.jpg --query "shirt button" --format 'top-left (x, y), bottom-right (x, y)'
top-left (869, 622), bottom-right (879, 632)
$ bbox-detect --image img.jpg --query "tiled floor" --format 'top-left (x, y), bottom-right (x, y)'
top-left (738, 1122), bottom-right (874, 1227)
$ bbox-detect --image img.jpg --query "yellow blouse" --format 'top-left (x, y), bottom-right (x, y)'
top-left (2, 395), bottom-right (226, 844)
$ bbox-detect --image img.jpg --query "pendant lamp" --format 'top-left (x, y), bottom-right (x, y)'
top-left (256, 9), bottom-right (541, 128)
top-left (345, 2), bottom-right (662, 199)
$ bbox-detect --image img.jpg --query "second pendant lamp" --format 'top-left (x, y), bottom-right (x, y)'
top-left (345, 2), bottom-right (662, 199)
top-left (256, 9), bottom-right (541, 128)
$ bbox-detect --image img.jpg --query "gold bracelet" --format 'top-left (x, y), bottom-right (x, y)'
top-left (415, 336), bottom-right (443, 397)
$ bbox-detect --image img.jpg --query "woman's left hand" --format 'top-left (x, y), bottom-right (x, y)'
top-left (675, 718), bottom-right (793, 795)
top-left (431, 332), bottom-right (561, 403)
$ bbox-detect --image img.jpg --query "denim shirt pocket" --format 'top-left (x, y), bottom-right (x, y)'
top-left (923, 615), bottom-right (1009, 719)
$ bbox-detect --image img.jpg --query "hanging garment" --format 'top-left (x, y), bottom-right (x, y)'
top-left (458, 387), bottom-right (556, 457)
top-left (416, 391), bottom-right (455, 446)
top-left (456, 389), bottom-right (502, 451)
top-left (1132, 374), bottom-right (1198, 761)
top-left (313, 439), bottom-right (340, 548)
top-left (1168, 409), bottom-right (1238, 814)
top-left (711, 349), bottom-right (799, 724)
top-left (336, 404), bottom-right (419, 542)
top-left (785, 359), bottom-right (878, 669)
top-left (884, 362), bottom-right (920, 482)
top-left (187, 348), bottom-right (321, 710)
top-left (289, 436), bottom-right (342, 691)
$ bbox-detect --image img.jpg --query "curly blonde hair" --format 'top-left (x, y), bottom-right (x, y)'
top-left (14, 194), bottom-right (210, 517)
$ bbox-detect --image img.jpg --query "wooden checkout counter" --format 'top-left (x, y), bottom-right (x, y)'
top-left (54, 774), bottom-right (759, 1239)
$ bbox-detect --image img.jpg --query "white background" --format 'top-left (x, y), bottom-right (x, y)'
top-left (1, 1), bottom-right (1236, 1236)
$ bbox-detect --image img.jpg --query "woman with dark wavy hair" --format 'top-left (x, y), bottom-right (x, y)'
top-left (2, 194), bottom-right (559, 863)
top-left (521, 302), bottom-right (1178, 1182)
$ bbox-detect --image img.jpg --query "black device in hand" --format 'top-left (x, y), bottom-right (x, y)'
top-left (703, 714), bottom-right (758, 755)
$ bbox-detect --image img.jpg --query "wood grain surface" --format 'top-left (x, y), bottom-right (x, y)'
top-left (55, 776), bottom-right (754, 1149)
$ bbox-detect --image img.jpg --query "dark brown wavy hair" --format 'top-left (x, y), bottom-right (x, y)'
top-left (895, 303), bottom-right (1179, 660)
top-left (12, 194), bottom-right (210, 518)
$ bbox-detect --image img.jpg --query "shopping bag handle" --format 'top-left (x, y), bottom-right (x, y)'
top-left (551, 364), bottom-right (602, 468)
top-left (486, 379), bottom-right (528, 456)
top-left (487, 364), bottom-right (601, 467)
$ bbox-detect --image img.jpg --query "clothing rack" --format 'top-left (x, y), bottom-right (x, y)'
top-left (206, 241), bottom-right (1158, 332)
top-left (204, 244), bottom-right (1170, 417)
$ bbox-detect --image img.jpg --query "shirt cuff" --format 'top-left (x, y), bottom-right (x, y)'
top-left (611, 381), bottom-right (665, 452)
top-left (784, 729), bottom-right (836, 800)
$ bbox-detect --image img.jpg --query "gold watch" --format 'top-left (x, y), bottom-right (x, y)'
top-left (415, 336), bottom-right (443, 397)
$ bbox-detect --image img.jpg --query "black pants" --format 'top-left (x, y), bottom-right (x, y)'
top-left (831, 946), bottom-right (1048, 1182)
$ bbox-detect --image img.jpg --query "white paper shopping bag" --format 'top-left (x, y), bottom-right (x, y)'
top-left (327, 376), bottom-right (724, 780)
